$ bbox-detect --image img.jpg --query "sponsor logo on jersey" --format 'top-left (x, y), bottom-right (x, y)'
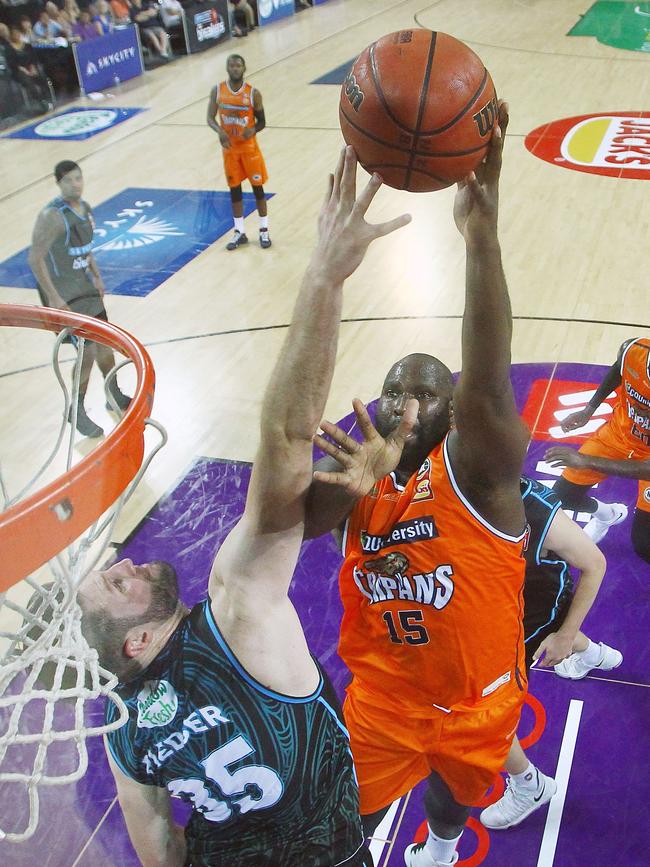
top-left (413, 457), bottom-right (434, 502)
top-left (473, 95), bottom-right (498, 138)
top-left (34, 109), bottom-right (120, 138)
top-left (525, 113), bottom-right (650, 180)
top-left (644, 487), bottom-right (650, 504)
top-left (137, 679), bottom-right (179, 728)
top-left (360, 516), bottom-right (438, 553)
top-left (625, 381), bottom-right (650, 409)
top-left (353, 561), bottom-right (454, 609)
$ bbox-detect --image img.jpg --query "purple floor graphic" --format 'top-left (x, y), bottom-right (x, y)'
top-left (1, 362), bottom-right (648, 866)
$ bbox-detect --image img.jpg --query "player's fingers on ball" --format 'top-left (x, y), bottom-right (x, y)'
top-left (322, 173), bottom-right (334, 208)
top-left (353, 173), bottom-right (382, 217)
top-left (332, 146), bottom-right (346, 198)
top-left (340, 145), bottom-right (357, 203)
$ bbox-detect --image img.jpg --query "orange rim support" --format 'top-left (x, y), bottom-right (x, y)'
top-left (0, 304), bottom-right (155, 592)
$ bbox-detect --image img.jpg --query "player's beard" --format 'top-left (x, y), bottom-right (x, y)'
top-left (79, 604), bottom-right (142, 682)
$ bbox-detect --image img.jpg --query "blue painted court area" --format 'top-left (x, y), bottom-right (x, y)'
top-left (0, 188), bottom-right (268, 297)
top-left (310, 58), bottom-right (355, 85)
top-left (2, 107), bottom-right (145, 141)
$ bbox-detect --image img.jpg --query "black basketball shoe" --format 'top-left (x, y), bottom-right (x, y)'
top-left (226, 231), bottom-right (248, 250)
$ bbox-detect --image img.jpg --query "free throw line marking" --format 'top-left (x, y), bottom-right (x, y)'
top-left (537, 698), bottom-right (583, 866)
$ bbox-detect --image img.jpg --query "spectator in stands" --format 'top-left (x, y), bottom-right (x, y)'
top-left (33, 11), bottom-right (67, 43)
top-left (72, 10), bottom-right (100, 39)
top-left (18, 16), bottom-right (34, 45)
top-left (6, 24), bottom-right (53, 111)
top-left (93, 0), bottom-right (115, 35)
top-left (45, 2), bottom-right (72, 33)
top-left (110, 0), bottom-right (132, 25)
top-left (230, 0), bottom-right (255, 36)
top-left (130, 0), bottom-right (170, 58)
top-left (160, 0), bottom-right (183, 30)
top-left (61, 0), bottom-right (81, 30)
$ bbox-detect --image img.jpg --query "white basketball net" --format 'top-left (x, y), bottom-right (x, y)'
top-left (0, 329), bottom-right (166, 842)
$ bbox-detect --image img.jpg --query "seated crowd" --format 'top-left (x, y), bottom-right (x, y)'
top-left (0, 0), bottom-right (180, 112)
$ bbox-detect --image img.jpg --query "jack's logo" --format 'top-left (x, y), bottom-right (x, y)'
top-left (343, 72), bottom-right (364, 112)
top-left (472, 95), bottom-right (498, 137)
top-left (521, 378), bottom-right (619, 444)
top-left (525, 112), bottom-right (650, 180)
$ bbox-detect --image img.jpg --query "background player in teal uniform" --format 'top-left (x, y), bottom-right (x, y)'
top-left (76, 147), bottom-right (411, 866)
top-left (28, 160), bottom-right (131, 438)
top-left (480, 476), bottom-right (621, 831)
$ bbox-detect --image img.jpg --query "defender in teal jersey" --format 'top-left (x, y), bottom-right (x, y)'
top-left (28, 160), bottom-right (130, 438)
top-left (77, 148), bottom-right (412, 865)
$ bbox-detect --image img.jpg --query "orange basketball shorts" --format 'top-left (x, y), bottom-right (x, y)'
top-left (222, 142), bottom-right (268, 188)
top-left (562, 419), bottom-right (650, 512)
top-left (343, 682), bottom-right (524, 814)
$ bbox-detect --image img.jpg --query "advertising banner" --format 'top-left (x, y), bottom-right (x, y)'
top-left (258, 0), bottom-right (295, 26)
top-left (183, 0), bottom-right (230, 54)
top-left (73, 25), bottom-right (143, 94)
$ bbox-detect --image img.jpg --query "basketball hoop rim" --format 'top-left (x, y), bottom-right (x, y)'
top-left (0, 304), bottom-right (155, 592)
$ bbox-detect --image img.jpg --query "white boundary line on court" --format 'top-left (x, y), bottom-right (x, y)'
top-left (532, 667), bottom-right (650, 689)
top-left (70, 796), bottom-right (118, 867)
top-left (537, 698), bottom-right (584, 867)
top-left (367, 797), bottom-right (401, 865)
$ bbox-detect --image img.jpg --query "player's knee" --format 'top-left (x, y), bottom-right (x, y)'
top-left (229, 184), bottom-right (243, 204)
top-left (552, 478), bottom-right (596, 512)
top-left (424, 771), bottom-right (470, 836)
top-left (252, 184), bottom-right (265, 200)
top-left (631, 510), bottom-right (650, 562)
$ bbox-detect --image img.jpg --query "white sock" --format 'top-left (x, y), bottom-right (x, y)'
top-left (576, 639), bottom-right (601, 665)
top-left (510, 762), bottom-right (539, 791)
top-left (424, 826), bottom-right (462, 863)
top-left (234, 217), bottom-right (244, 234)
top-left (592, 500), bottom-right (617, 522)
top-left (259, 216), bottom-right (269, 230)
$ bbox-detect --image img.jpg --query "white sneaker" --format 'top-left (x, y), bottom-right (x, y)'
top-left (480, 770), bottom-right (557, 829)
top-left (583, 503), bottom-right (628, 543)
top-left (554, 641), bottom-right (623, 680)
top-left (404, 841), bottom-right (459, 866)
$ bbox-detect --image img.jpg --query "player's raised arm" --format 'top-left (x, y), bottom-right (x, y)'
top-left (210, 147), bottom-right (410, 599)
top-left (446, 102), bottom-right (528, 535)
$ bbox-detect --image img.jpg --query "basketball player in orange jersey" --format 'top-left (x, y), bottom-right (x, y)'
top-left (304, 103), bottom-right (531, 867)
top-left (207, 54), bottom-right (271, 250)
top-left (545, 337), bottom-right (650, 563)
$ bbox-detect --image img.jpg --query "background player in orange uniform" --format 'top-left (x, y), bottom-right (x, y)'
top-left (547, 337), bottom-right (650, 562)
top-left (304, 104), bottom-right (530, 867)
top-left (207, 54), bottom-right (271, 250)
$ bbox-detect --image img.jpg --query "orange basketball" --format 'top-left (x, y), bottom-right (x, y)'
top-left (339, 29), bottom-right (498, 192)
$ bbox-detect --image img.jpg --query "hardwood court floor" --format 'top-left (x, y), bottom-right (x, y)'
top-left (0, 1), bottom-right (648, 864)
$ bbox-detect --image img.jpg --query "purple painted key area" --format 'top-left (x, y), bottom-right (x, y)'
top-left (2, 363), bottom-right (648, 866)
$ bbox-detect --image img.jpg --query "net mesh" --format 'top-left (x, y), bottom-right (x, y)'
top-left (0, 323), bottom-right (166, 842)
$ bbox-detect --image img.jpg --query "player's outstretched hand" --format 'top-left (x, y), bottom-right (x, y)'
top-left (313, 397), bottom-right (419, 499)
top-left (560, 407), bottom-right (594, 433)
top-left (544, 446), bottom-right (587, 470)
top-left (453, 99), bottom-right (509, 246)
top-left (313, 145), bottom-right (411, 285)
top-left (533, 631), bottom-right (575, 668)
